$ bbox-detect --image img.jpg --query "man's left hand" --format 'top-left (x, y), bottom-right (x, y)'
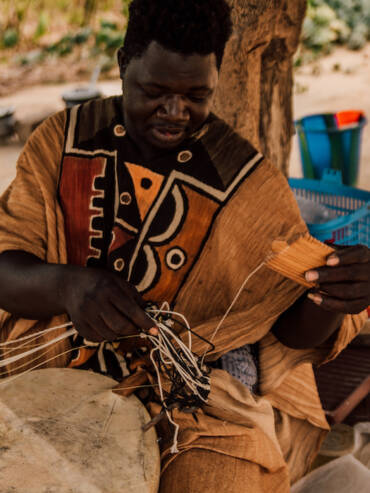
top-left (305, 244), bottom-right (370, 314)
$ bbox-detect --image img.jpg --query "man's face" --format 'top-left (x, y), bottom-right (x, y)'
top-left (120, 41), bottom-right (219, 158)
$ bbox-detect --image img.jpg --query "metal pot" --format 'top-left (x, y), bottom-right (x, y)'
top-left (61, 86), bottom-right (102, 108)
top-left (0, 107), bottom-right (15, 138)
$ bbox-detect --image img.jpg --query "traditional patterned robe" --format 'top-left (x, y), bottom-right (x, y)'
top-left (0, 97), bottom-right (366, 491)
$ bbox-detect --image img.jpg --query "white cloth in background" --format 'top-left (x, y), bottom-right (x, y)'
top-left (292, 422), bottom-right (370, 493)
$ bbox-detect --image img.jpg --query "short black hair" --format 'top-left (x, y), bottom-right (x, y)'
top-left (120, 0), bottom-right (233, 73)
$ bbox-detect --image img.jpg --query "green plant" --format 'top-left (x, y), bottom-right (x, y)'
top-left (2, 28), bottom-right (19, 48)
top-left (303, 1), bottom-right (350, 52)
top-left (302, 0), bottom-right (370, 54)
top-left (326, 0), bottom-right (370, 49)
top-left (121, 0), bottom-right (131, 20)
top-left (45, 28), bottom-right (92, 57)
top-left (33, 11), bottom-right (49, 40)
top-left (1, 1), bottom-right (129, 76)
top-left (95, 19), bottom-right (124, 55)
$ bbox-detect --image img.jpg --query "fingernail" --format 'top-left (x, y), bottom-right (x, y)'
top-left (149, 327), bottom-right (158, 336)
top-left (305, 271), bottom-right (319, 282)
top-left (327, 255), bottom-right (339, 266)
top-left (307, 293), bottom-right (322, 305)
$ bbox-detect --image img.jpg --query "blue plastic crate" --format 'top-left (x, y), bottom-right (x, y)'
top-left (289, 169), bottom-right (370, 247)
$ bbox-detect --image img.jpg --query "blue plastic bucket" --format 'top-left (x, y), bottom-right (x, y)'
top-left (295, 111), bottom-right (367, 186)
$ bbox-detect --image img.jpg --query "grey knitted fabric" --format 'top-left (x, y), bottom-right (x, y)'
top-left (220, 343), bottom-right (258, 393)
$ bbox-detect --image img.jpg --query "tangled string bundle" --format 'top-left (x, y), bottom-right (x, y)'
top-left (143, 305), bottom-right (214, 452)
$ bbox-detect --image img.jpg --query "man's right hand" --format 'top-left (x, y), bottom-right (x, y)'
top-left (0, 250), bottom-right (155, 342)
top-left (62, 266), bottom-right (154, 342)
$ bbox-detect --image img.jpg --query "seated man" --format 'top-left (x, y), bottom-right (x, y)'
top-left (0, 0), bottom-right (368, 491)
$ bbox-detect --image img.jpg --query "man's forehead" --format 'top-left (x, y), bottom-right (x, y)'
top-left (128, 41), bottom-right (218, 88)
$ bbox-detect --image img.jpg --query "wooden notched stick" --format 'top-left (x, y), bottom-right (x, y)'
top-left (266, 233), bottom-right (335, 288)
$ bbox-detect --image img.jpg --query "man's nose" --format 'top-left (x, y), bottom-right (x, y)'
top-left (158, 95), bottom-right (189, 121)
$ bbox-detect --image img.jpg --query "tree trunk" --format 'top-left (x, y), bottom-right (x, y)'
top-left (214, 0), bottom-right (307, 175)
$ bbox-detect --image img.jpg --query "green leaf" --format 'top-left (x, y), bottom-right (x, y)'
top-left (348, 22), bottom-right (368, 49)
top-left (16, 49), bottom-right (44, 66)
top-left (2, 28), bottom-right (19, 48)
top-left (311, 26), bottom-right (338, 46)
top-left (100, 19), bottom-right (117, 30)
top-left (122, 0), bottom-right (132, 19)
top-left (34, 12), bottom-right (49, 40)
top-left (95, 29), bottom-right (110, 45)
top-left (106, 33), bottom-right (124, 50)
top-left (74, 28), bottom-right (92, 44)
top-left (314, 5), bottom-right (337, 26)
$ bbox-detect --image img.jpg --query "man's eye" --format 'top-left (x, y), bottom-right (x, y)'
top-left (188, 94), bottom-right (208, 103)
top-left (142, 89), bottom-right (161, 99)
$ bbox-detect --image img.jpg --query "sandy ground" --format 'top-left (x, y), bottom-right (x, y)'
top-left (0, 44), bottom-right (369, 193)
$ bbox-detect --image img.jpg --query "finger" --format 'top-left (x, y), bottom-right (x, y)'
top-left (331, 244), bottom-right (349, 250)
top-left (74, 321), bottom-right (105, 343)
top-left (84, 313), bottom-right (120, 342)
top-left (314, 282), bottom-right (369, 301)
top-left (100, 305), bottom-right (139, 338)
top-left (307, 293), bottom-right (369, 315)
top-left (110, 288), bottom-right (155, 331)
top-left (97, 314), bottom-right (123, 341)
top-left (305, 264), bottom-right (368, 284)
top-left (127, 284), bottom-right (148, 309)
top-left (326, 244), bottom-right (369, 267)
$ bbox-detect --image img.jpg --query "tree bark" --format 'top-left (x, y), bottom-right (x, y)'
top-left (214, 0), bottom-right (307, 175)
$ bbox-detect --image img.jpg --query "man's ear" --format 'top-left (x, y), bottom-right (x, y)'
top-left (117, 47), bottom-right (125, 80)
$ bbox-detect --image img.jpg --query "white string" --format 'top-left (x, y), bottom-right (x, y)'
top-left (201, 261), bottom-right (267, 364)
top-left (147, 306), bottom-right (193, 351)
top-left (0, 343), bottom-right (67, 378)
top-left (0, 343), bottom-right (88, 387)
top-left (144, 326), bottom-right (209, 396)
top-left (148, 342), bottom-right (180, 453)
top-left (0, 324), bottom-right (74, 357)
top-left (141, 307), bottom-right (212, 453)
top-left (0, 321), bottom-right (73, 347)
top-left (1, 338), bottom-right (48, 357)
top-left (0, 328), bottom-right (77, 368)
top-left (123, 264), bottom-right (273, 452)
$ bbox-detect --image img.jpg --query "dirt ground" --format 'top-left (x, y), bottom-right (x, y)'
top-left (0, 44), bottom-right (369, 193)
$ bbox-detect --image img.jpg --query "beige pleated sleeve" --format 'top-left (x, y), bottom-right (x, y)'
top-left (0, 111), bottom-right (70, 373)
top-left (0, 110), bottom-right (67, 261)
